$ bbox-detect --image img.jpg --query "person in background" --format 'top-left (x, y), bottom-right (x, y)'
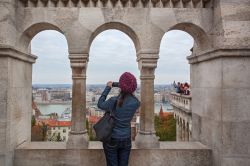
top-left (180, 83), bottom-right (185, 94)
top-left (183, 82), bottom-right (190, 95)
top-left (98, 72), bottom-right (140, 166)
top-left (173, 81), bottom-right (181, 93)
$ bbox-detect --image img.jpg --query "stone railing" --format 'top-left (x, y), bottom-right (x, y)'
top-left (170, 92), bottom-right (192, 142)
top-left (170, 92), bottom-right (192, 113)
top-left (19, 0), bottom-right (213, 8)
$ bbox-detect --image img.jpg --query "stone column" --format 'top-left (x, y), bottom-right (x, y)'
top-left (177, 117), bottom-right (182, 142)
top-left (179, 120), bottom-right (182, 141)
top-left (67, 53), bottom-right (89, 149)
top-left (182, 121), bottom-right (186, 141)
top-left (0, 46), bottom-right (37, 166)
top-left (178, 119), bottom-right (182, 141)
top-left (135, 50), bottom-right (159, 148)
top-left (176, 117), bottom-right (180, 141)
top-left (186, 123), bottom-right (190, 141)
top-left (184, 122), bottom-right (187, 141)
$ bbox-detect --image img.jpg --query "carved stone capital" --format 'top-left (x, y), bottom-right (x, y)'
top-left (137, 49), bottom-right (159, 71)
top-left (137, 50), bottom-right (159, 79)
top-left (69, 53), bottom-right (89, 79)
top-left (69, 53), bottom-right (88, 67)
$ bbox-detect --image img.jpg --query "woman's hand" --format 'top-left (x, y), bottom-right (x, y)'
top-left (107, 81), bottom-right (113, 88)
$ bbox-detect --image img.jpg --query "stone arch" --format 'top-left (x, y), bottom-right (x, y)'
top-left (18, 22), bottom-right (68, 52)
top-left (88, 22), bottom-right (141, 53)
top-left (167, 22), bottom-right (211, 52)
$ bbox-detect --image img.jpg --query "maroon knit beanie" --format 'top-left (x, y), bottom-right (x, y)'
top-left (119, 72), bottom-right (137, 93)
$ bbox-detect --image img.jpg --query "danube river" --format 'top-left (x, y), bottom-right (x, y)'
top-left (37, 102), bottom-right (173, 116)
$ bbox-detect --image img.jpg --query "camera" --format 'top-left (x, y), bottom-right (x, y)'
top-left (112, 82), bottom-right (119, 87)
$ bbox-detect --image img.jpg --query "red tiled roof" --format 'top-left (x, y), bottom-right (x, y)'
top-left (47, 120), bottom-right (71, 127)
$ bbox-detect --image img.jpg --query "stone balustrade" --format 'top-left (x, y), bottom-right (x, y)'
top-left (170, 92), bottom-right (192, 113)
top-left (170, 92), bottom-right (192, 142)
top-left (18, 0), bottom-right (213, 8)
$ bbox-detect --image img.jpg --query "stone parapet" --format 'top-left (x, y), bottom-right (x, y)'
top-left (170, 92), bottom-right (192, 113)
top-left (170, 92), bottom-right (192, 142)
top-left (14, 141), bottom-right (212, 166)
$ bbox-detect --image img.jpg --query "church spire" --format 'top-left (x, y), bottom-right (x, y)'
top-left (159, 104), bottom-right (164, 118)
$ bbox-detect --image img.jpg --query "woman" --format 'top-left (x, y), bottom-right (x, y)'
top-left (97, 72), bottom-right (140, 166)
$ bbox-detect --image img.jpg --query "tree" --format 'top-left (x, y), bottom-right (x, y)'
top-left (41, 122), bottom-right (48, 141)
top-left (155, 114), bottom-right (176, 141)
top-left (31, 115), bottom-right (36, 127)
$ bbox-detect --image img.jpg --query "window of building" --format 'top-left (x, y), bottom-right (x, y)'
top-left (63, 129), bottom-right (66, 133)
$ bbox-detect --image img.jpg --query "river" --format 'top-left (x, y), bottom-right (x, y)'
top-left (37, 102), bottom-right (173, 116)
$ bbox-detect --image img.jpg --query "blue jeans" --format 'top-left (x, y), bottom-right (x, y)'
top-left (103, 138), bottom-right (132, 166)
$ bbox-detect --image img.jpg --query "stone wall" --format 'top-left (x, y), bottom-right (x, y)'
top-left (0, 0), bottom-right (18, 47)
top-left (189, 51), bottom-right (250, 166)
top-left (0, 46), bottom-right (36, 166)
top-left (212, 0), bottom-right (250, 49)
top-left (187, 1), bottom-right (250, 165)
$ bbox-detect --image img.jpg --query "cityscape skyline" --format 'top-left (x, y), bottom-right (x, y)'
top-left (31, 29), bottom-right (193, 85)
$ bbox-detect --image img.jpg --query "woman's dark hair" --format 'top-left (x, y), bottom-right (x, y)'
top-left (117, 91), bottom-right (130, 107)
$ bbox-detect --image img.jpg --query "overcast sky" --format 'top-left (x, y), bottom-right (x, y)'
top-left (31, 30), bottom-right (193, 85)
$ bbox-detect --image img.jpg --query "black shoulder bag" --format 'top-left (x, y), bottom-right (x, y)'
top-left (93, 100), bottom-right (117, 142)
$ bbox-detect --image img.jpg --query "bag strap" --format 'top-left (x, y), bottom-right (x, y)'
top-left (110, 99), bottom-right (117, 117)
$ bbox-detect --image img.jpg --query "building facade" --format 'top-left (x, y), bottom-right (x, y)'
top-left (47, 121), bottom-right (71, 142)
